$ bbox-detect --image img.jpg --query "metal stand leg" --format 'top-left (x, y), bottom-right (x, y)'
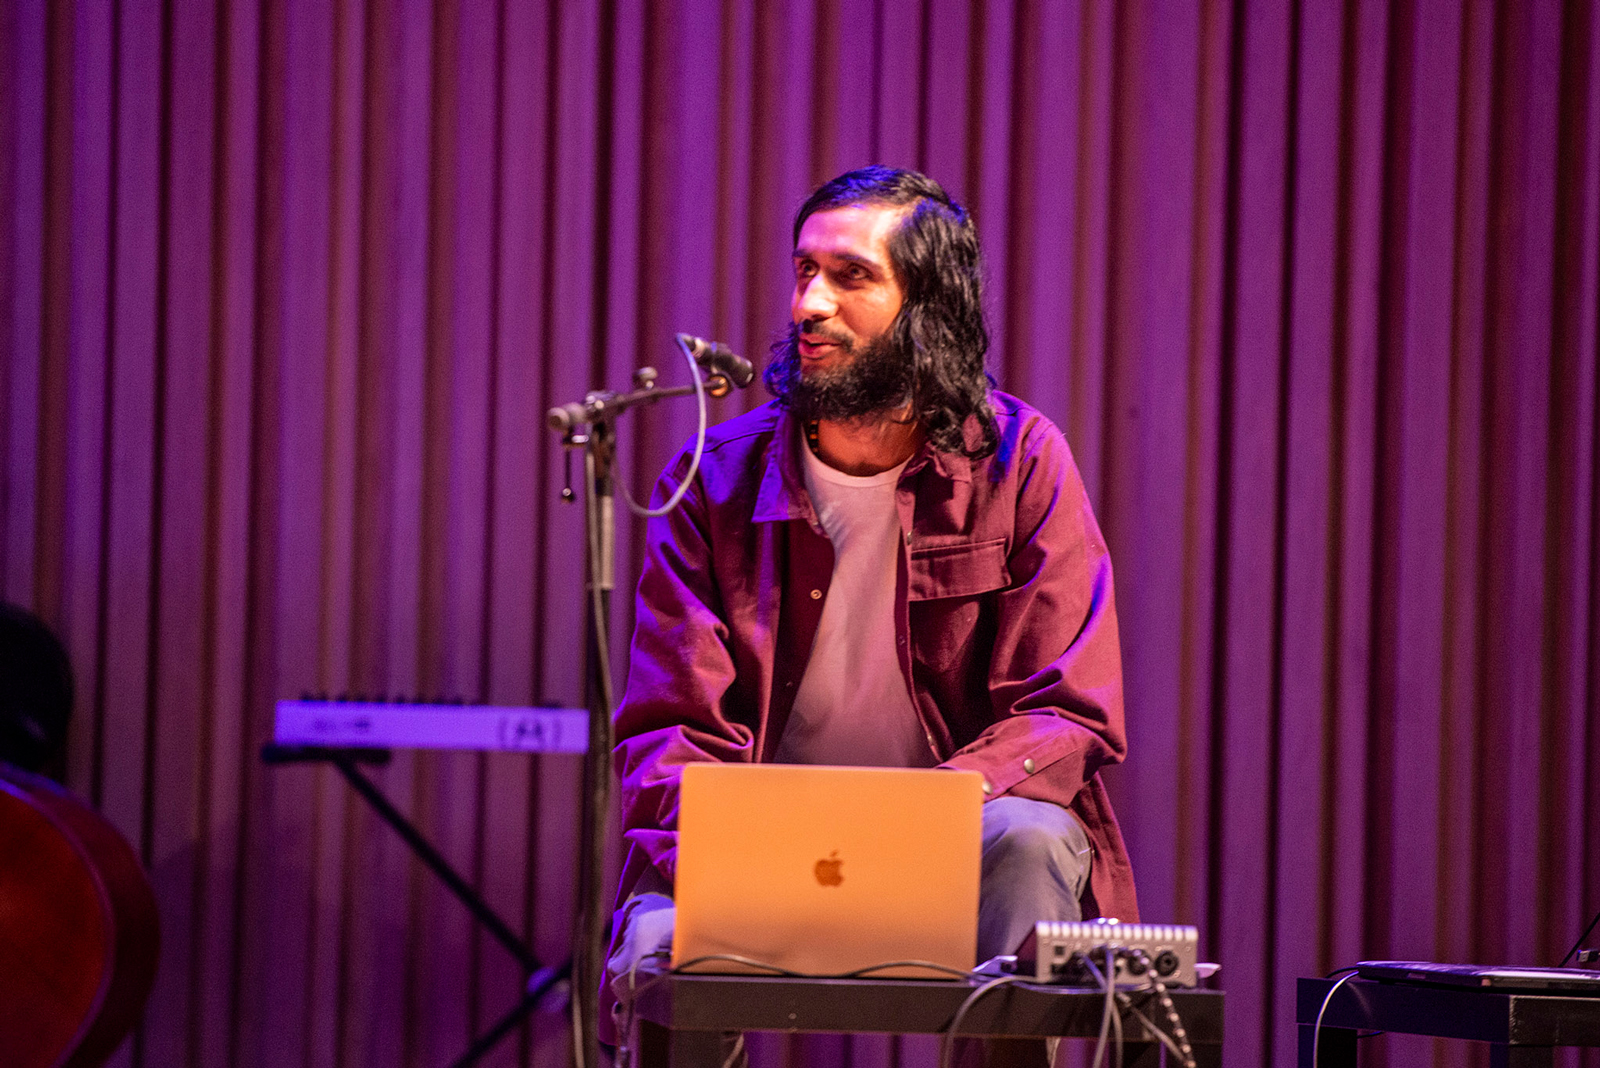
top-left (448, 966), bottom-right (570, 1068)
top-left (635, 1021), bottom-right (727, 1068)
top-left (1298, 1022), bottom-right (1356, 1068)
top-left (1120, 1040), bottom-right (1160, 1068)
top-left (575, 429), bottom-right (619, 1068)
top-left (1489, 1046), bottom-right (1555, 1068)
top-left (327, 753), bottom-right (541, 971)
top-left (262, 744), bottom-right (565, 1065)
top-left (637, 1020), bottom-right (671, 1068)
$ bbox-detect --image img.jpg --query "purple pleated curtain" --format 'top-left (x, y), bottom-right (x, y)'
top-left (3, 1), bottom-right (1597, 1066)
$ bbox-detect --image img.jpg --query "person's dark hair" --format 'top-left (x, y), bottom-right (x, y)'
top-left (771, 165), bottom-right (997, 458)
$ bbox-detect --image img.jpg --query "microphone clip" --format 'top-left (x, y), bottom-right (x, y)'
top-left (675, 334), bottom-right (756, 398)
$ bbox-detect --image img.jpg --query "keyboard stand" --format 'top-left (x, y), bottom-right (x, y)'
top-left (262, 743), bottom-right (570, 1068)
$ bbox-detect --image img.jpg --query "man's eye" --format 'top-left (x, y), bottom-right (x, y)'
top-left (796, 262), bottom-right (817, 279)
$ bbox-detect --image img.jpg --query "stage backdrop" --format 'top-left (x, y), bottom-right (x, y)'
top-left (3, 0), bottom-right (1598, 1066)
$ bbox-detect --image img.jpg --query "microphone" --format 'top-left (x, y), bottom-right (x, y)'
top-left (675, 334), bottom-right (756, 390)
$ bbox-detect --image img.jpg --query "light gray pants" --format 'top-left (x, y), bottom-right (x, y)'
top-left (976, 795), bottom-right (1093, 960)
top-left (608, 795), bottom-right (1093, 992)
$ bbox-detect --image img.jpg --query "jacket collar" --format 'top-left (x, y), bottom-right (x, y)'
top-left (752, 407), bottom-right (812, 524)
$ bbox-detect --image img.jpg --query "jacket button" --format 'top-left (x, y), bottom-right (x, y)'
top-left (810, 589), bottom-right (822, 599)
top-left (981, 780), bottom-right (993, 795)
top-left (1023, 758), bottom-right (1036, 774)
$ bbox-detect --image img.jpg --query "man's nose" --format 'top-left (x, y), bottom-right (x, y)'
top-left (794, 277), bottom-right (837, 321)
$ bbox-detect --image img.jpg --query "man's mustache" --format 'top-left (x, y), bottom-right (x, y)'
top-left (797, 319), bottom-right (855, 351)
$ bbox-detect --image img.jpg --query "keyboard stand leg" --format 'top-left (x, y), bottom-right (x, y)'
top-left (330, 755), bottom-right (540, 970)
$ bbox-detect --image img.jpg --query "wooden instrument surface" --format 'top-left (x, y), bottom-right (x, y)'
top-left (0, 764), bottom-right (159, 1068)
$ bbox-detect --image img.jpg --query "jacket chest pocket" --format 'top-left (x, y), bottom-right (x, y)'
top-left (908, 538), bottom-right (1010, 670)
top-left (908, 537), bottom-right (1010, 600)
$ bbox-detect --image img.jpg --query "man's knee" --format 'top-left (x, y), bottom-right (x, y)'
top-left (981, 797), bottom-right (1092, 899)
top-left (606, 869), bottom-right (676, 1002)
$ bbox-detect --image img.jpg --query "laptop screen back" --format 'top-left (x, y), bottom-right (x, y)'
top-left (672, 763), bottom-right (983, 979)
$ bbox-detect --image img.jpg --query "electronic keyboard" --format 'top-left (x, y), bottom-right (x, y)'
top-left (273, 698), bottom-right (588, 753)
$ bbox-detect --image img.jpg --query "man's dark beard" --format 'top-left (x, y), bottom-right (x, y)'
top-left (764, 322), bottom-right (914, 422)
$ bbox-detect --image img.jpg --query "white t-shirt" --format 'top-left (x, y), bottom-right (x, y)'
top-left (773, 442), bottom-right (937, 768)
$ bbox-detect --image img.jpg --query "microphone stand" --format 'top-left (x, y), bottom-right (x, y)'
top-left (551, 365), bottom-right (730, 1068)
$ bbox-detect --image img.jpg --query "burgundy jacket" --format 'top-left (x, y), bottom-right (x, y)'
top-left (612, 392), bottom-right (1139, 927)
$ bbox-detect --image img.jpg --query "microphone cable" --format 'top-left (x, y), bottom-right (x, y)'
top-left (615, 334), bottom-right (710, 519)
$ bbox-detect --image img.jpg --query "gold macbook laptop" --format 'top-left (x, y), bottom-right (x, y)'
top-left (671, 763), bottom-right (983, 979)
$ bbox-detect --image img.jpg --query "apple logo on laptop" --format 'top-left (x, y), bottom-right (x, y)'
top-left (814, 850), bottom-right (843, 887)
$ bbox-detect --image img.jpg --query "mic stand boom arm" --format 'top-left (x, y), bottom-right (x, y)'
top-left (547, 364), bottom-right (735, 435)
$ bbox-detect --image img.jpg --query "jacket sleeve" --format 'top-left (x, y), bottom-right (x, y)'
top-left (611, 454), bottom-right (755, 887)
top-left (938, 419), bottom-right (1127, 808)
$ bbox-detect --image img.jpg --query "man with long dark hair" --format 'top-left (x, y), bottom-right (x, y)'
top-left (763, 167), bottom-right (997, 461)
top-left (607, 167), bottom-right (1137, 1062)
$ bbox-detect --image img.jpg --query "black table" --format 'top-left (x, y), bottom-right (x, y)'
top-left (628, 967), bottom-right (1224, 1066)
top-left (1297, 976), bottom-right (1600, 1067)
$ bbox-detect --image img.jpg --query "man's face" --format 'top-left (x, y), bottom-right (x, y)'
top-left (765, 201), bottom-right (919, 422)
top-left (791, 203), bottom-right (907, 367)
